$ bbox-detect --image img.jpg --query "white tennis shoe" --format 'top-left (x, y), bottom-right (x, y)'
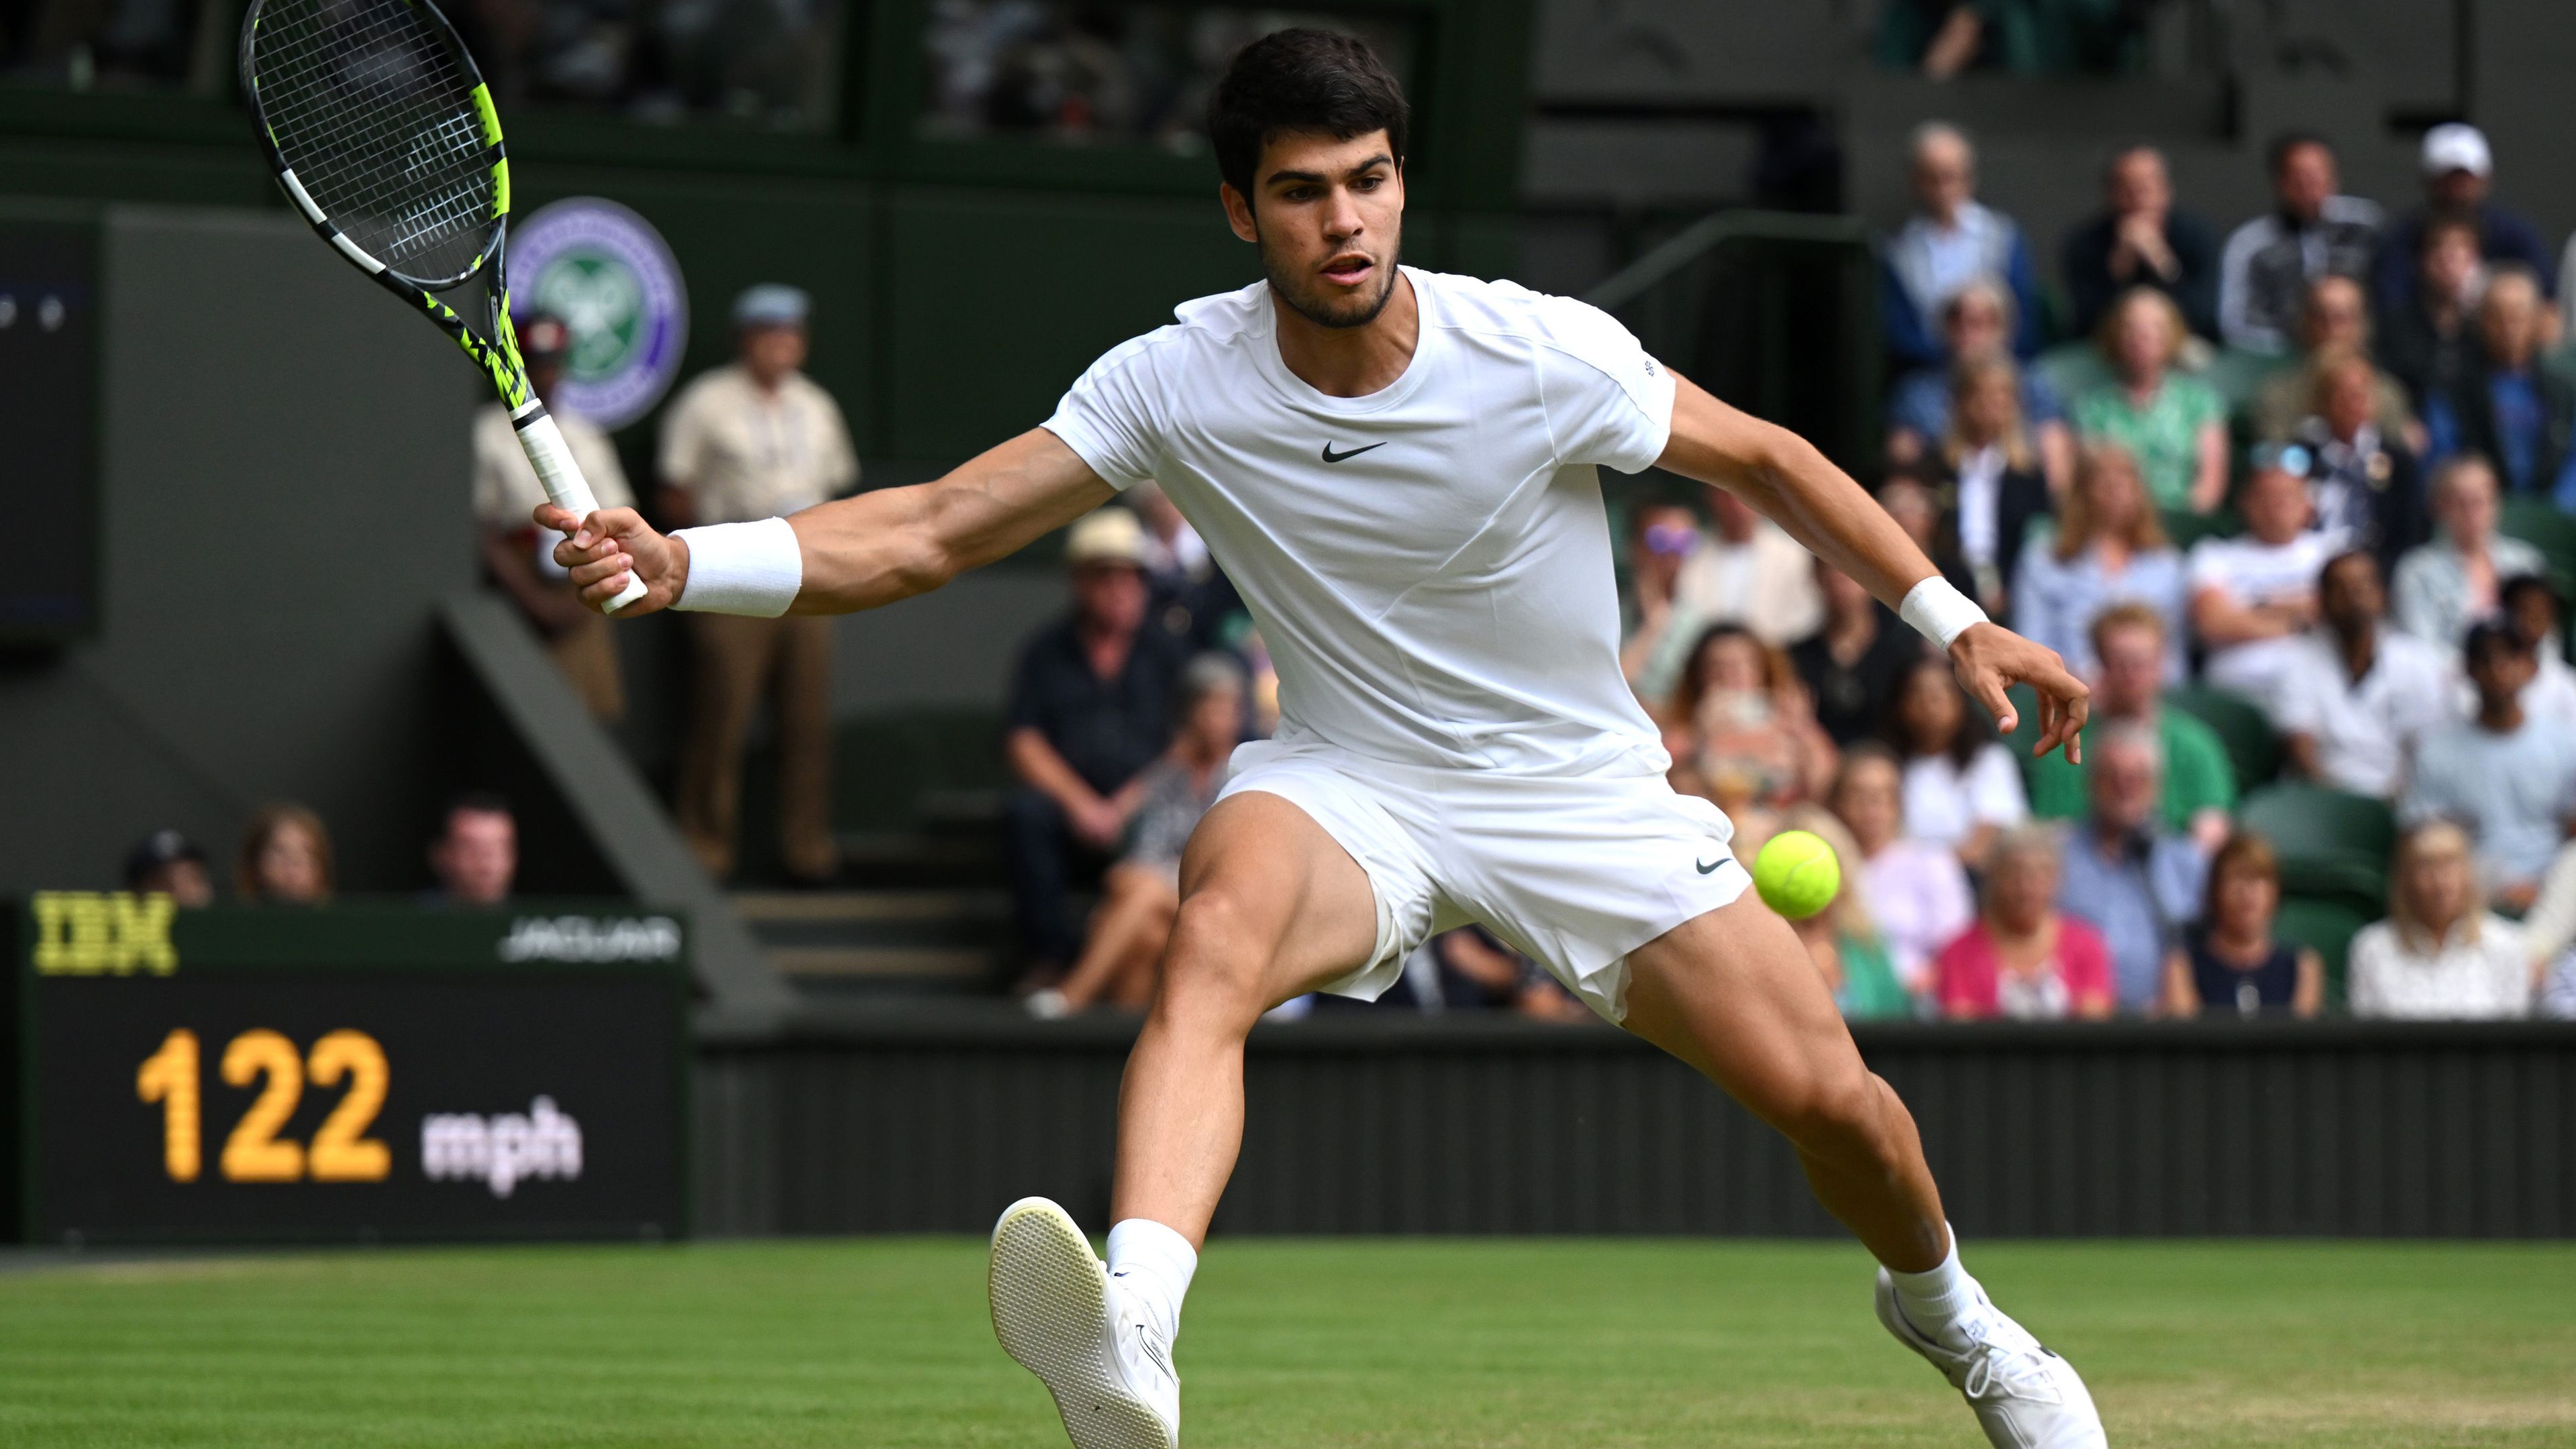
top-left (988, 1197), bottom-right (1180, 1449)
top-left (1874, 1268), bottom-right (2108, 1448)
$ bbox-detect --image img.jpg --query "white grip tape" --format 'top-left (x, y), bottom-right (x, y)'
top-left (671, 518), bottom-right (803, 618)
top-left (516, 409), bottom-right (648, 612)
top-left (1898, 576), bottom-right (1989, 651)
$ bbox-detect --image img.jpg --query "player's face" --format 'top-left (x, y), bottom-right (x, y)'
top-left (1224, 128), bottom-right (1404, 329)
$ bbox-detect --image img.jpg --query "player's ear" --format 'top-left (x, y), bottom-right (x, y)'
top-left (1219, 183), bottom-right (1258, 244)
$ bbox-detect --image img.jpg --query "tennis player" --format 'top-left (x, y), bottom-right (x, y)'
top-left (544, 30), bottom-right (2103, 1449)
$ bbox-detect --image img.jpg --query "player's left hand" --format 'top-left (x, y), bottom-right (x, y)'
top-left (1947, 621), bottom-right (2088, 763)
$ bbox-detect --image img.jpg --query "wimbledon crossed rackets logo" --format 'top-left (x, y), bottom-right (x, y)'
top-left (510, 197), bottom-right (689, 430)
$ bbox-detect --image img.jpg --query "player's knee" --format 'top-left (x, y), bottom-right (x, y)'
top-left (1770, 1065), bottom-right (1888, 1155)
top-left (1155, 891), bottom-right (1275, 1026)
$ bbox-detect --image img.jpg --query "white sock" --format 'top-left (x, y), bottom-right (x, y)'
top-left (1885, 1224), bottom-right (1983, 1340)
top-left (1106, 1218), bottom-right (1197, 1344)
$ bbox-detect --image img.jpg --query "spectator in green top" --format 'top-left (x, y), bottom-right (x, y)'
top-left (2069, 287), bottom-right (2228, 513)
top-left (2024, 602), bottom-right (2234, 849)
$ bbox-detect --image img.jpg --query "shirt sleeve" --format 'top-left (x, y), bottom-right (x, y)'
top-left (1533, 295), bottom-right (1678, 474)
top-left (2346, 924), bottom-right (2389, 1017)
top-left (1002, 635), bottom-right (1051, 735)
top-left (1042, 331), bottom-right (1170, 492)
top-left (2185, 539), bottom-right (2230, 593)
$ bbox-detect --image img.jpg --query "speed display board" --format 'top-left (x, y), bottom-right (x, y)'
top-left (11, 896), bottom-right (688, 1244)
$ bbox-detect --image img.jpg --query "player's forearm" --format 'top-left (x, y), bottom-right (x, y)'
top-left (782, 429), bottom-right (1115, 615)
top-left (782, 484), bottom-right (965, 614)
top-left (1707, 417), bottom-right (1941, 610)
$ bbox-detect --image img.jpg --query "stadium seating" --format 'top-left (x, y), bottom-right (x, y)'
top-left (2164, 684), bottom-right (2281, 793)
top-left (2238, 782), bottom-right (2396, 909)
top-left (2271, 892), bottom-right (2373, 1005)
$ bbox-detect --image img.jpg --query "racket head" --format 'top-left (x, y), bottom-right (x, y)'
top-left (240, 0), bottom-right (508, 292)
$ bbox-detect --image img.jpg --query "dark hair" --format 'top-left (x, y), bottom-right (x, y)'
top-left (1206, 28), bottom-right (1409, 203)
top-left (2465, 619), bottom-right (2534, 671)
top-left (2318, 546), bottom-right (2378, 592)
top-left (2267, 131), bottom-right (2331, 175)
top-left (1884, 655), bottom-right (1993, 770)
top-left (2502, 572), bottom-right (2562, 621)
top-left (1671, 623), bottom-right (1770, 723)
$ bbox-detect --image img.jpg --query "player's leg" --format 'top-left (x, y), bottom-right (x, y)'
top-left (990, 788), bottom-right (1379, 1449)
top-left (1621, 892), bottom-right (1945, 1267)
top-left (1113, 788), bottom-right (1379, 1240)
top-left (1621, 894), bottom-right (2105, 1448)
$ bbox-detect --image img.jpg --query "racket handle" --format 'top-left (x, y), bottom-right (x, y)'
top-left (515, 406), bottom-right (650, 612)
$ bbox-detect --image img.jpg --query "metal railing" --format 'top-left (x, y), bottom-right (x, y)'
top-left (1583, 209), bottom-right (1884, 475)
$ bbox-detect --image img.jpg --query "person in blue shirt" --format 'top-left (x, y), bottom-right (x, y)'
top-left (2054, 720), bottom-right (2209, 1013)
top-left (2422, 268), bottom-right (2576, 506)
top-left (1880, 122), bottom-right (2042, 372)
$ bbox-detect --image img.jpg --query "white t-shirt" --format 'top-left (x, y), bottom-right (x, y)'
top-left (2187, 529), bottom-right (2342, 698)
top-left (1044, 268), bottom-right (1678, 776)
top-left (2264, 629), bottom-right (2459, 798)
top-left (1900, 743), bottom-right (2028, 849)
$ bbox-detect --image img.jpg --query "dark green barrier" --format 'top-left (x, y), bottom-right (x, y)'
top-left (10, 896), bottom-right (689, 1245)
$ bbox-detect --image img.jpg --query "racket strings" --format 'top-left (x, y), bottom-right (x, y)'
top-left (250, 0), bottom-right (497, 284)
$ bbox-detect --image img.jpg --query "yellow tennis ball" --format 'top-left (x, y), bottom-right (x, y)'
top-left (1753, 829), bottom-right (1841, 920)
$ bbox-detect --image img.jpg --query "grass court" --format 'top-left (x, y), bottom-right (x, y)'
top-left (2, 1238), bottom-right (2570, 1447)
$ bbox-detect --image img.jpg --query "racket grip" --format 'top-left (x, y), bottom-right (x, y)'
top-left (516, 407), bottom-right (649, 612)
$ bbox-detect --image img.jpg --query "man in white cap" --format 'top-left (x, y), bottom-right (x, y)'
top-left (1000, 508), bottom-right (1191, 988)
top-left (472, 312), bottom-right (636, 720)
top-left (2371, 122), bottom-right (2552, 321)
top-left (658, 283), bottom-right (858, 882)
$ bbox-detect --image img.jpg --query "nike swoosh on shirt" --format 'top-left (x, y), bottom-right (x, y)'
top-left (1321, 440), bottom-right (1388, 463)
top-left (1696, 859), bottom-right (1723, 875)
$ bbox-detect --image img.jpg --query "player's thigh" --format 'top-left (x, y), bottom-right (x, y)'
top-left (1619, 892), bottom-right (1872, 1132)
top-left (1171, 790), bottom-right (1380, 1006)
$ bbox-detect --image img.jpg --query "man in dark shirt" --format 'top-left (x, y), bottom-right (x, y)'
top-left (1004, 508), bottom-right (1190, 983)
top-left (2061, 144), bottom-right (2218, 341)
top-left (2425, 266), bottom-right (2576, 504)
top-left (1790, 559), bottom-right (1928, 746)
top-left (2371, 123), bottom-right (2553, 319)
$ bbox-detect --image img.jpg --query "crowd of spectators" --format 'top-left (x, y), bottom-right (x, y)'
top-left (114, 794), bottom-right (523, 910)
top-left (1588, 115), bottom-right (2576, 1023)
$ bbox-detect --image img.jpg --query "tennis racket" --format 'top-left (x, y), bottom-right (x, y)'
top-left (238, 0), bottom-right (648, 610)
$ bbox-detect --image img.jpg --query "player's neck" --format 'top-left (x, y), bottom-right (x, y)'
top-left (1270, 271), bottom-right (1420, 399)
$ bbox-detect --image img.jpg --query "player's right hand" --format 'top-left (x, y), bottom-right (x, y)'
top-left (535, 504), bottom-right (685, 615)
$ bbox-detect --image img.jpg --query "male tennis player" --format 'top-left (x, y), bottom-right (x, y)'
top-left (544, 30), bottom-right (2104, 1449)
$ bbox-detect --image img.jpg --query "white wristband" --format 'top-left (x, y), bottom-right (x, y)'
top-left (1898, 576), bottom-right (1988, 650)
top-left (672, 517), bottom-right (803, 617)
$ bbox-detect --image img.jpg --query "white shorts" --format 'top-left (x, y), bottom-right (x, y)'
top-left (1217, 737), bottom-right (1750, 1022)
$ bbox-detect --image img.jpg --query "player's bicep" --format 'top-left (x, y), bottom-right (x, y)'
top-left (1653, 372), bottom-right (1785, 490)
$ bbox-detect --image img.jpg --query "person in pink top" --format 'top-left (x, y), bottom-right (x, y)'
top-left (1935, 824), bottom-right (2117, 1020)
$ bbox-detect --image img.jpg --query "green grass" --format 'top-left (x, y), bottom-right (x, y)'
top-left (1, 1238), bottom-right (2571, 1446)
